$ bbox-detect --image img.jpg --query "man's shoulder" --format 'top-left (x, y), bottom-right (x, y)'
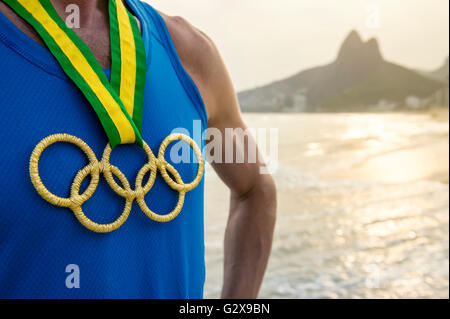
top-left (157, 11), bottom-right (222, 86)
top-left (160, 13), bottom-right (216, 63)
top-left (153, 10), bottom-right (228, 119)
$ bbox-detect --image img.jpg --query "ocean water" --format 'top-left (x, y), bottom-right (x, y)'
top-left (203, 112), bottom-right (449, 299)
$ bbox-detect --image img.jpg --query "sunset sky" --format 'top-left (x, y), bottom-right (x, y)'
top-left (145, 0), bottom-right (449, 91)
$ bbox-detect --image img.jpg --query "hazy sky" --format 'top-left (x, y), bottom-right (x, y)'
top-left (144, 0), bottom-right (449, 91)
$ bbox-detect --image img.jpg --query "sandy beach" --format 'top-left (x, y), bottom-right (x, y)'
top-left (203, 110), bottom-right (449, 298)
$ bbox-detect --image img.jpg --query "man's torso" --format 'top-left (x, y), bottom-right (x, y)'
top-left (0, 0), bottom-right (207, 298)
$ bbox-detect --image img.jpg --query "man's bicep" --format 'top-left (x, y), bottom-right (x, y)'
top-left (207, 82), bottom-right (264, 198)
top-left (179, 26), bottom-right (267, 197)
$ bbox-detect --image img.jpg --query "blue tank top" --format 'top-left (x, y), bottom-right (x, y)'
top-left (0, 0), bottom-right (207, 298)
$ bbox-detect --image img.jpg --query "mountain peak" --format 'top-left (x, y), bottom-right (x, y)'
top-left (346, 30), bottom-right (363, 42)
top-left (338, 30), bottom-right (363, 56)
top-left (239, 30), bottom-right (445, 113)
top-left (366, 37), bottom-right (380, 50)
top-left (337, 30), bottom-right (383, 63)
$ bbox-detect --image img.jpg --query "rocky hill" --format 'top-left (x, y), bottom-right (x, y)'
top-left (239, 31), bottom-right (447, 112)
top-left (418, 57), bottom-right (449, 83)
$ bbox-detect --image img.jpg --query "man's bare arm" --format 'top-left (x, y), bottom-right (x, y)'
top-left (203, 42), bottom-right (276, 299)
top-left (162, 14), bottom-right (277, 298)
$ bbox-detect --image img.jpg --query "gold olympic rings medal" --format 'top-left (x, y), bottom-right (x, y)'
top-left (29, 133), bottom-right (204, 233)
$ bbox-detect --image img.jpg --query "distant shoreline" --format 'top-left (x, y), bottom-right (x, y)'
top-left (241, 107), bottom-right (449, 121)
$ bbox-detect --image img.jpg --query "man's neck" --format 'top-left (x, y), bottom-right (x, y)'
top-left (0, 0), bottom-right (133, 68)
top-left (50, 0), bottom-right (110, 28)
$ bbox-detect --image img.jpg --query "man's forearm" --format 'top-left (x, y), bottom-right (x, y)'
top-left (221, 175), bottom-right (277, 299)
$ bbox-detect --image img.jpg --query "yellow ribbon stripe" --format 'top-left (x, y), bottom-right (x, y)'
top-left (19, 0), bottom-right (136, 144)
top-left (116, 0), bottom-right (137, 117)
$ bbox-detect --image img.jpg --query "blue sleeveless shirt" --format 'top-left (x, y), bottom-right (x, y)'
top-left (0, 0), bottom-right (207, 298)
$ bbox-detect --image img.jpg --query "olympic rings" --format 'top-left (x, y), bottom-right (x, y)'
top-left (29, 133), bottom-right (204, 233)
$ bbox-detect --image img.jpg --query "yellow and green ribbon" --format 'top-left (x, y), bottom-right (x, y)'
top-left (3, 0), bottom-right (147, 148)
